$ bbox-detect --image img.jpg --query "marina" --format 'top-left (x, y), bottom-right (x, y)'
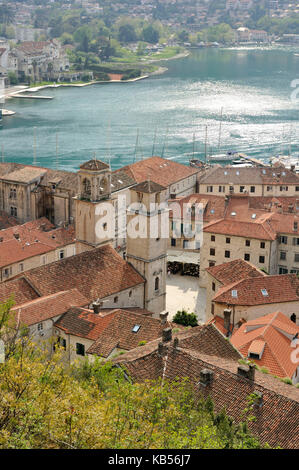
top-left (0, 47), bottom-right (298, 171)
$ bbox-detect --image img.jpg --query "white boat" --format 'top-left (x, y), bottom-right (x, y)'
top-left (208, 151), bottom-right (246, 162)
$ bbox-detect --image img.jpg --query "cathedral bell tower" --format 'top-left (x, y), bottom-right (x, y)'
top-left (75, 159), bottom-right (113, 253)
top-left (126, 180), bottom-right (168, 316)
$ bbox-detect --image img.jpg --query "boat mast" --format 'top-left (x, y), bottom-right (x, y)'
top-left (134, 128), bottom-right (139, 163)
top-left (152, 126), bottom-right (157, 157)
top-left (218, 107), bottom-right (223, 151)
top-left (161, 125), bottom-right (169, 158)
top-left (204, 125), bottom-right (208, 164)
top-left (33, 127), bottom-right (37, 166)
top-left (55, 132), bottom-right (58, 170)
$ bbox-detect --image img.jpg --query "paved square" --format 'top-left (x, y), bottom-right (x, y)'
top-left (166, 274), bottom-right (206, 324)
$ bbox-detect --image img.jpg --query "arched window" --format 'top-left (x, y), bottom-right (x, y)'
top-left (82, 178), bottom-right (91, 196)
top-left (155, 277), bottom-right (159, 292)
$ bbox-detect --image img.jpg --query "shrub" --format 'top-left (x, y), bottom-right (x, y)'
top-left (281, 377), bottom-right (292, 385)
top-left (173, 309), bottom-right (198, 327)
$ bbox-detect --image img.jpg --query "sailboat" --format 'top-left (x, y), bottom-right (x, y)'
top-left (208, 108), bottom-right (241, 161)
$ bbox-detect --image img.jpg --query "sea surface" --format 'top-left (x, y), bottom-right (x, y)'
top-left (0, 46), bottom-right (298, 172)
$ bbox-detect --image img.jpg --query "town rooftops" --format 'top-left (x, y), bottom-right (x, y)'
top-left (203, 218), bottom-right (277, 240)
top-left (0, 277), bottom-right (40, 306)
top-left (231, 311), bottom-right (299, 379)
top-left (212, 274), bottom-right (299, 306)
top-left (169, 194), bottom-right (226, 223)
top-left (113, 332), bottom-right (299, 449)
top-left (0, 218), bottom-right (75, 268)
top-left (18, 244), bottom-right (145, 303)
top-left (206, 259), bottom-right (266, 286)
top-left (114, 156), bottom-right (199, 188)
top-left (0, 210), bottom-right (19, 230)
top-left (12, 289), bottom-right (88, 327)
top-left (55, 307), bottom-right (173, 357)
top-left (198, 165), bottom-right (299, 185)
top-left (79, 159), bottom-right (110, 172)
top-left (2, 167), bottom-right (47, 184)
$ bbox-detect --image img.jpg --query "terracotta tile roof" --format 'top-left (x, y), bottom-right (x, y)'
top-left (0, 277), bottom-right (40, 305)
top-left (79, 160), bottom-right (110, 171)
top-left (177, 323), bottom-right (242, 360)
top-left (199, 166), bottom-right (299, 185)
top-left (231, 312), bottom-right (299, 379)
top-left (204, 217), bottom-right (277, 240)
top-left (55, 307), bottom-right (116, 341)
top-left (212, 274), bottom-right (299, 306)
top-left (249, 196), bottom-right (299, 214)
top-left (169, 194), bottom-right (226, 223)
top-left (206, 259), bottom-right (266, 285)
top-left (114, 342), bottom-right (299, 449)
top-left (0, 218), bottom-right (75, 268)
top-left (0, 211), bottom-right (19, 230)
top-left (87, 310), bottom-right (173, 357)
top-left (12, 289), bottom-right (88, 327)
top-left (2, 167), bottom-right (47, 184)
top-left (22, 244), bottom-right (145, 303)
top-left (114, 156), bottom-right (199, 188)
top-left (133, 180), bottom-right (166, 194)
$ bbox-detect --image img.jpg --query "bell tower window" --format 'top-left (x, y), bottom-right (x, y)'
top-left (82, 178), bottom-right (91, 197)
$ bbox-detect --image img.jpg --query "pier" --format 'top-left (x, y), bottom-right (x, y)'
top-left (14, 94), bottom-right (53, 100)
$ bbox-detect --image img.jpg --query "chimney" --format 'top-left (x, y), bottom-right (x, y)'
top-left (162, 327), bottom-right (172, 343)
top-left (92, 301), bottom-right (101, 314)
top-left (158, 341), bottom-right (167, 357)
top-left (291, 164), bottom-right (295, 173)
top-left (173, 337), bottom-right (179, 349)
top-left (160, 311), bottom-right (169, 325)
top-left (223, 308), bottom-right (232, 336)
top-left (199, 369), bottom-right (214, 387)
top-left (237, 363), bottom-right (255, 381)
top-left (13, 233), bottom-right (20, 240)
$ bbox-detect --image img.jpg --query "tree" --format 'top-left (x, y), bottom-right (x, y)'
top-left (118, 24), bottom-right (137, 43)
top-left (142, 25), bottom-right (159, 44)
top-left (178, 30), bottom-right (190, 43)
top-left (173, 309), bottom-right (198, 327)
top-left (0, 299), bottom-right (267, 449)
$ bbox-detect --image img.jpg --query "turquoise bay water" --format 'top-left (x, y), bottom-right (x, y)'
top-left (0, 46), bottom-right (298, 172)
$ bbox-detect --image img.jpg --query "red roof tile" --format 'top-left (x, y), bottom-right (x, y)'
top-left (231, 312), bottom-right (299, 379)
top-left (22, 244), bottom-right (145, 303)
top-left (114, 156), bottom-right (199, 188)
top-left (206, 259), bottom-right (266, 285)
top-left (212, 274), bottom-right (299, 306)
top-left (0, 218), bottom-right (75, 268)
top-left (12, 289), bottom-right (88, 327)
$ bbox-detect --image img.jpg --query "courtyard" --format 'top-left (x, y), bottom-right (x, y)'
top-left (166, 273), bottom-right (206, 324)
